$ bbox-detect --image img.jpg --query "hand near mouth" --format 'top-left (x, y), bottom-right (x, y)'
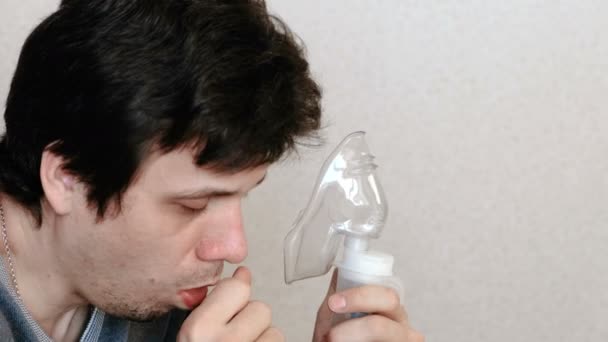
top-left (177, 266), bottom-right (284, 342)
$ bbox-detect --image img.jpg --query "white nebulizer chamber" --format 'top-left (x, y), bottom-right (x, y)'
top-left (283, 131), bottom-right (404, 314)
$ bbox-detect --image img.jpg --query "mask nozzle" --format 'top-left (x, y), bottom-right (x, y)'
top-left (344, 236), bottom-right (369, 253)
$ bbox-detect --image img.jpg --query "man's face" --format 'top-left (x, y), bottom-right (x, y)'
top-left (56, 148), bottom-right (268, 321)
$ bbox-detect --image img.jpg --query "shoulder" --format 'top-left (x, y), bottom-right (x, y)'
top-left (0, 281), bottom-right (34, 342)
top-left (0, 308), bottom-right (17, 342)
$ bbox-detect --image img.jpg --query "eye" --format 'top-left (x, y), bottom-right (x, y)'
top-left (180, 204), bottom-right (207, 213)
top-left (177, 199), bottom-right (209, 214)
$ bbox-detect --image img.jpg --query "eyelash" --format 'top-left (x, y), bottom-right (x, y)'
top-left (179, 202), bottom-right (209, 214)
top-left (181, 205), bottom-right (207, 213)
top-left (178, 193), bottom-right (248, 214)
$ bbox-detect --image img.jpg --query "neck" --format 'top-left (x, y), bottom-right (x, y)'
top-left (0, 196), bottom-right (90, 342)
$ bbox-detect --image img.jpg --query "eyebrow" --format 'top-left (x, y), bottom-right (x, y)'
top-left (170, 174), bottom-right (266, 200)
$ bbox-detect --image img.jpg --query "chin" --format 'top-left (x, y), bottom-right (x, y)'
top-left (99, 301), bottom-right (174, 322)
top-left (123, 310), bottom-right (171, 322)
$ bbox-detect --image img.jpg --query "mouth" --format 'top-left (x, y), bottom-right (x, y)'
top-left (177, 266), bottom-right (223, 309)
top-left (179, 286), bottom-right (209, 309)
top-left (178, 277), bottom-right (220, 309)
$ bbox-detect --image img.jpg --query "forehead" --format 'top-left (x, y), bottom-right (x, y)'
top-left (134, 148), bottom-right (268, 194)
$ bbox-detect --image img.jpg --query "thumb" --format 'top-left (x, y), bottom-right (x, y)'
top-left (232, 266), bottom-right (252, 286)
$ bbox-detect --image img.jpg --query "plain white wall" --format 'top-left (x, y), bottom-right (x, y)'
top-left (2, 1), bottom-right (608, 341)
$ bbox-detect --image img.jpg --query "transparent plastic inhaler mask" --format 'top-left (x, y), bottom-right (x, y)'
top-left (284, 131), bottom-right (391, 283)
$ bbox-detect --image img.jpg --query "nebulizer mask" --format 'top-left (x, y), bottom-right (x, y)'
top-left (284, 131), bottom-right (403, 322)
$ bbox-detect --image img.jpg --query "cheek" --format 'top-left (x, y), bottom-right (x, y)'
top-left (68, 193), bottom-right (206, 278)
top-left (114, 207), bottom-right (206, 271)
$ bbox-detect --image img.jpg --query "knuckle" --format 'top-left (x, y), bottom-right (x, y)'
top-left (249, 300), bottom-right (272, 321)
top-left (223, 326), bottom-right (249, 342)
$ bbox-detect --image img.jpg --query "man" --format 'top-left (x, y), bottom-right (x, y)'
top-left (0, 0), bottom-right (424, 341)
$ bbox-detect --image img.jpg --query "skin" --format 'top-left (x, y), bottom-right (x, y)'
top-left (177, 266), bottom-right (283, 341)
top-left (313, 270), bottom-right (425, 342)
top-left (2, 147), bottom-right (267, 340)
top-left (1, 145), bottom-right (423, 341)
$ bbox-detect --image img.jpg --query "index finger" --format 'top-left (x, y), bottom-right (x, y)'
top-left (232, 265), bottom-right (252, 285)
top-left (188, 266), bottom-right (253, 324)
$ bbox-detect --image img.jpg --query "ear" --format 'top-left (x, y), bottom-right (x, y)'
top-left (40, 149), bottom-right (77, 215)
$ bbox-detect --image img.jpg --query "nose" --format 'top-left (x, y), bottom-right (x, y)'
top-left (195, 197), bottom-right (248, 264)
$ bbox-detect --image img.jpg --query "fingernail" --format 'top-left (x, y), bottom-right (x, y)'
top-left (329, 295), bottom-right (346, 312)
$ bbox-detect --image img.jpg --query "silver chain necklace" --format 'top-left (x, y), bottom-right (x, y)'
top-left (0, 203), bottom-right (21, 298)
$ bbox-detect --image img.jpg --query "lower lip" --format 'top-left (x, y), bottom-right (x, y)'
top-left (179, 286), bottom-right (209, 309)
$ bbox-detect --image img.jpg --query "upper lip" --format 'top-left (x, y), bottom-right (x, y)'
top-left (184, 267), bottom-right (222, 290)
top-left (205, 279), bottom-right (220, 287)
top-left (186, 277), bottom-right (220, 290)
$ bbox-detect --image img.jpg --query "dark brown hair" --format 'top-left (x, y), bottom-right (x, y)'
top-left (0, 0), bottom-right (322, 222)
